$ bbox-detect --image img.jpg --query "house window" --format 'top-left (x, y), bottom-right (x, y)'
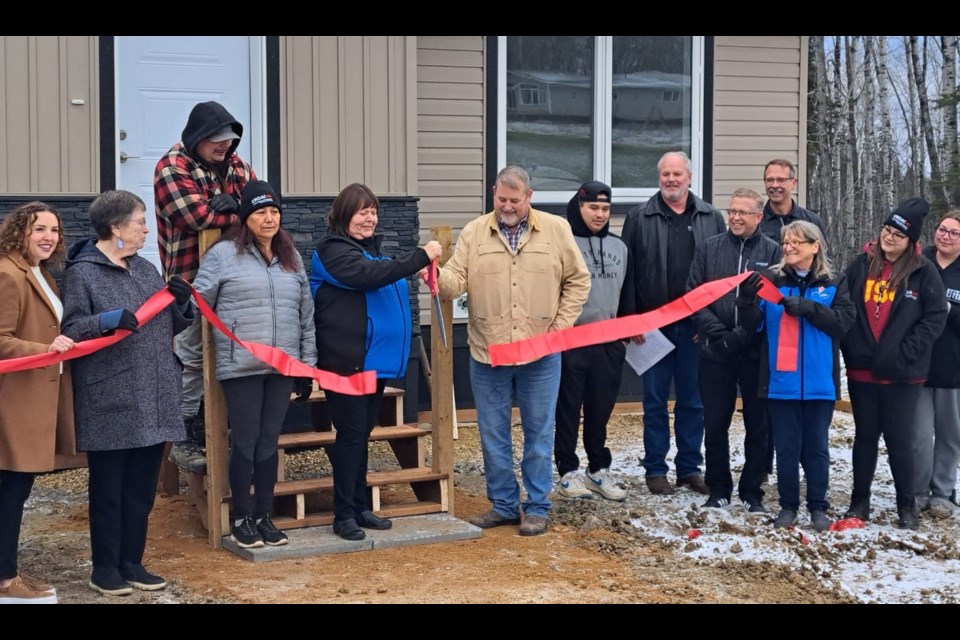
top-left (499, 36), bottom-right (703, 203)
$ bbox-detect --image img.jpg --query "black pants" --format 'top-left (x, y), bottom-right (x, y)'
top-left (87, 443), bottom-right (164, 573)
top-left (700, 356), bottom-right (769, 502)
top-left (326, 380), bottom-right (386, 521)
top-left (848, 381), bottom-right (921, 510)
top-left (221, 374), bottom-right (295, 518)
top-left (554, 341), bottom-right (625, 476)
top-left (0, 470), bottom-right (35, 580)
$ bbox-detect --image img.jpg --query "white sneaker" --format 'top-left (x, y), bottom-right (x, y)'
top-left (557, 471), bottom-right (593, 499)
top-left (585, 468), bottom-right (627, 502)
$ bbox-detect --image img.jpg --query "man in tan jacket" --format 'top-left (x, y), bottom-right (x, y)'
top-left (438, 166), bottom-right (590, 536)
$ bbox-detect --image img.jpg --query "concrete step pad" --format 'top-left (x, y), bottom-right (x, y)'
top-left (222, 513), bottom-right (481, 562)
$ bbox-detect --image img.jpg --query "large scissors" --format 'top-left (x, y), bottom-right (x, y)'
top-left (425, 259), bottom-right (448, 349)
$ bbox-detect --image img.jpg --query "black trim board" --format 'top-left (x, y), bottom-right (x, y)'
top-left (98, 36), bottom-right (115, 192)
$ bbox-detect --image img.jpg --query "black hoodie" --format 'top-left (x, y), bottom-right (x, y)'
top-left (923, 245), bottom-right (960, 388)
top-left (181, 101), bottom-right (243, 162)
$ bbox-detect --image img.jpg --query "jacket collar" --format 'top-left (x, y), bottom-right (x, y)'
top-left (4, 253), bottom-right (59, 319)
top-left (485, 208), bottom-right (543, 232)
top-left (763, 199), bottom-right (798, 221)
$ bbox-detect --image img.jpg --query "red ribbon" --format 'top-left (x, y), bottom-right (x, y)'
top-left (488, 271), bottom-right (800, 372)
top-left (188, 291), bottom-right (376, 395)
top-left (0, 286), bottom-right (377, 396)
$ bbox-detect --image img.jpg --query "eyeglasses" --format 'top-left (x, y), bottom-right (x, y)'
top-left (764, 177), bottom-right (795, 185)
top-left (781, 239), bottom-right (815, 248)
top-left (881, 226), bottom-right (909, 241)
top-left (936, 225), bottom-right (960, 241)
top-left (727, 209), bottom-right (760, 219)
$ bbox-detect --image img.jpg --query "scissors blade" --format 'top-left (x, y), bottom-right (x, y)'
top-left (433, 294), bottom-right (448, 349)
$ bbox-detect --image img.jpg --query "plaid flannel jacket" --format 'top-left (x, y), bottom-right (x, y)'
top-left (154, 143), bottom-right (256, 281)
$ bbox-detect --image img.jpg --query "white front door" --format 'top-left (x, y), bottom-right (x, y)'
top-left (115, 36), bottom-right (262, 270)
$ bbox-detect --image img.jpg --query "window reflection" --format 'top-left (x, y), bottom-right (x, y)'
top-left (506, 36), bottom-right (595, 191)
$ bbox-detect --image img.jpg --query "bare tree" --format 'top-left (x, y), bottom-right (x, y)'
top-left (941, 35), bottom-right (959, 207)
top-left (873, 36), bottom-right (897, 218)
top-left (910, 36), bottom-right (949, 207)
top-left (843, 36), bottom-right (860, 258)
top-left (863, 36), bottom-right (877, 222)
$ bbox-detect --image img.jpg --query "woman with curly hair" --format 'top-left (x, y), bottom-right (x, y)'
top-left (0, 202), bottom-right (76, 604)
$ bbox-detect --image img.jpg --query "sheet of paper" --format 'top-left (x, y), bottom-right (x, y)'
top-left (624, 328), bottom-right (675, 377)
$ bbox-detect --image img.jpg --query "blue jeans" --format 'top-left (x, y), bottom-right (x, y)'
top-left (767, 399), bottom-right (833, 512)
top-left (470, 354), bottom-right (561, 519)
top-left (641, 319), bottom-right (703, 478)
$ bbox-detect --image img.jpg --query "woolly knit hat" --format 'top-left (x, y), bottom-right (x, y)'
top-left (884, 197), bottom-right (929, 242)
top-left (238, 180), bottom-right (282, 224)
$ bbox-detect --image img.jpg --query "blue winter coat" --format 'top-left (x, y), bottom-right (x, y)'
top-left (310, 233), bottom-right (430, 379)
top-left (753, 267), bottom-right (855, 401)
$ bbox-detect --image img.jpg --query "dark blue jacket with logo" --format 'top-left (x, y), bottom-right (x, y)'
top-left (310, 233), bottom-right (431, 379)
top-left (752, 266), bottom-right (855, 400)
top-left (923, 245), bottom-right (960, 388)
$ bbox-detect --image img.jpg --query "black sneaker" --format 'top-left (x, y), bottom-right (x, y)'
top-left (743, 500), bottom-right (769, 514)
top-left (256, 515), bottom-right (289, 546)
top-left (232, 515), bottom-right (265, 548)
top-left (701, 496), bottom-right (730, 509)
top-left (119, 563), bottom-right (167, 591)
top-left (88, 568), bottom-right (133, 597)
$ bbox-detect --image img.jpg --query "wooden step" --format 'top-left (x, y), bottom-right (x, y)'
top-left (288, 385), bottom-right (406, 429)
top-left (269, 501), bottom-right (445, 530)
top-left (270, 468), bottom-right (448, 497)
top-left (277, 424), bottom-right (430, 450)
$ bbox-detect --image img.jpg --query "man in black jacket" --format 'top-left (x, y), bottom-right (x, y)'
top-left (621, 151), bottom-right (726, 495)
top-left (688, 188), bottom-right (781, 513)
top-left (759, 159), bottom-right (824, 244)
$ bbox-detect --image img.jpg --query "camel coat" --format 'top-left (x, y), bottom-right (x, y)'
top-left (0, 254), bottom-right (76, 472)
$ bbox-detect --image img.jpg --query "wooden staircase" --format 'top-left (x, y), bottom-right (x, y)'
top-left (185, 227), bottom-right (456, 548)
top-left (269, 386), bottom-right (449, 530)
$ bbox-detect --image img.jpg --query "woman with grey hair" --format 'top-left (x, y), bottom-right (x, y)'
top-left (62, 190), bottom-right (194, 596)
top-left (737, 220), bottom-right (855, 531)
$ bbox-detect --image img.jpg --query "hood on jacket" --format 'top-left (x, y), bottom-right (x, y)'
top-left (181, 101), bottom-right (243, 159)
top-left (66, 237), bottom-right (106, 265)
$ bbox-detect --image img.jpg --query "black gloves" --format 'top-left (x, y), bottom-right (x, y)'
top-left (167, 275), bottom-right (193, 306)
top-left (737, 272), bottom-right (763, 304)
top-left (209, 193), bottom-right (239, 214)
top-left (99, 308), bottom-right (139, 334)
top-left (780, 296), bottom-right (817, 317)
top-left (708, 326), bottom-right (749, 359)
top-left (294, 377), bottom-right (314, 402)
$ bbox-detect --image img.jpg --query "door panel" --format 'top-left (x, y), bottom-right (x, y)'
top-left (116, 36), bottom-right (252, 270)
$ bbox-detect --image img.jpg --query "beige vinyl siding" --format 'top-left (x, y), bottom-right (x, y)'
top-left (712, 36), bottom-right (807, 209)
top-left (0, 36), bottom-right (99, 195)
top-left (416, 36), bottom-right (486, 323)
top-left (279, 36), bottom-right (417, 196)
